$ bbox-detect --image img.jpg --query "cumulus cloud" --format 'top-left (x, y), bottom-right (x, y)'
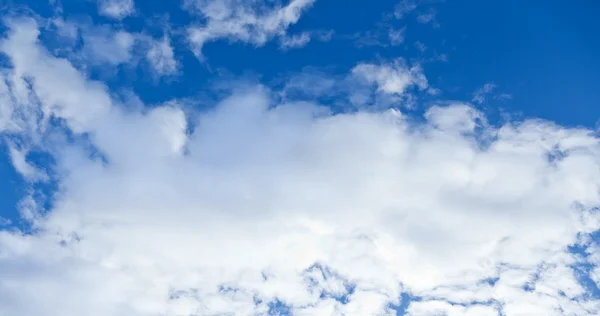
top-left (351, 58), bottom-right (428, 96)
top-left (2, 14), bottom-right (600, 316)
top-left (186, 0), bottom-right (315, 57)
top-left (97, 0), bottom-right (135, 20)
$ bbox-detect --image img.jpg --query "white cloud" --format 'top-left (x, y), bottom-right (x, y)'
top-left (394, 1), bottom-right (439, 27)
top-left (352, 58), bottom-right (428, 96)
top-left (406, 301), bottom-right (498, 315)
top-left (282, 69), bottom-right (338, 99)
top-left (145, 35), bottom-right (178, 76)
top-left (494, 93), bottom-right (513, 101)
top-left (0, 18), bottom-right (111, 133)
top-left (272, 29), bottom-right (333, 51)
top-left (388, 27), bottom-right (405, 46)
top-left (352, 27), bottom-right (403, 48)
top-left (279, 32), bottom-right (311, 50)
top-left (8, 145), bottom-right (48, 182)
top-left (97, 0), bottom-right (135, 20)
top-left (314, 29), bottom-right (334, 42)
top-left (472, 82), bottom-right (496, 104)
top-left (434, 53), bottom-right (448, 62)
top-left (424, 103), bottom-right (483, 133)
top-left (0, 217), bottom-right (10, 226)
top-left (186, 0), bottom-right (315, 57)
top-left (282, 60), bottom-right (429, 109)
top-left (0, 77), bottom-right (17, 133)
top-left (351, 30), bottom-right (385, 47)
top-left (49, 19), bottom-right (178, 78)
top-left (49, 18), bottom-right (78, 40)
top-left (81, 26), bottom-right (136, 65)
top-left (427, 87), bottom-right (441, 95)
top-left (416, 11), bottom-right (436, 24)
top-left (2, 15), bottom-right (600, 316)
top-left (414, 40), bottom-right (426, 52)
top-left (394, 0), bottom-right (418, 19)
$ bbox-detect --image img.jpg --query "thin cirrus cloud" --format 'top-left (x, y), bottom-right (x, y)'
top-left (0, 2), bottom-right (600, 316)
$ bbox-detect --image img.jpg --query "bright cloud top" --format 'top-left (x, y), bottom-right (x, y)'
top-left (1, 3), bottom-right (600, 316)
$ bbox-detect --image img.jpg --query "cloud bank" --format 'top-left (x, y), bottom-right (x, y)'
top-left (1, 6), bottom-right (600, 316)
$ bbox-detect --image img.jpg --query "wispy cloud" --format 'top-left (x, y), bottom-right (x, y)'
top-left (472, 82), bottom-right (512, 104)
top-left (281, 58), bottom-right (430, 109)
top-left (416, 10), bottom-right (436, 24)
top-left (145, 35), bottom-right (178, 76)
top-left (96, 0), bottom-right (135, 20)
top-left (494, 93), bottom-right (513, 101)
top-left (414, 40), bottom-right (427, 52)
top-left (81, 25), bottom-right (136, 65)
top-left (279, 29), bottom-right (334, 50)
top-left (472, 82), bottom-right (497, 104)
top-left (388, 27), bottom-right (406, 46)
top-left (279, 32), bottom-right (311, 50)
top-left (352, 26), bottom-right (405, 48)
top-left (395, 0), bottom-right (440, 27)
top-left (186, 0), bottom-right (315, 58)
top-left (394, 0), bottom-right (418, 19)
top-left (0, 217), bottom-right (10, 226)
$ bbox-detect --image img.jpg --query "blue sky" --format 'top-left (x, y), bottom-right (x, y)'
top-left (1, 0), bottom-right (600, 315)
top-left (6, 0), bottom-right (600, 123)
